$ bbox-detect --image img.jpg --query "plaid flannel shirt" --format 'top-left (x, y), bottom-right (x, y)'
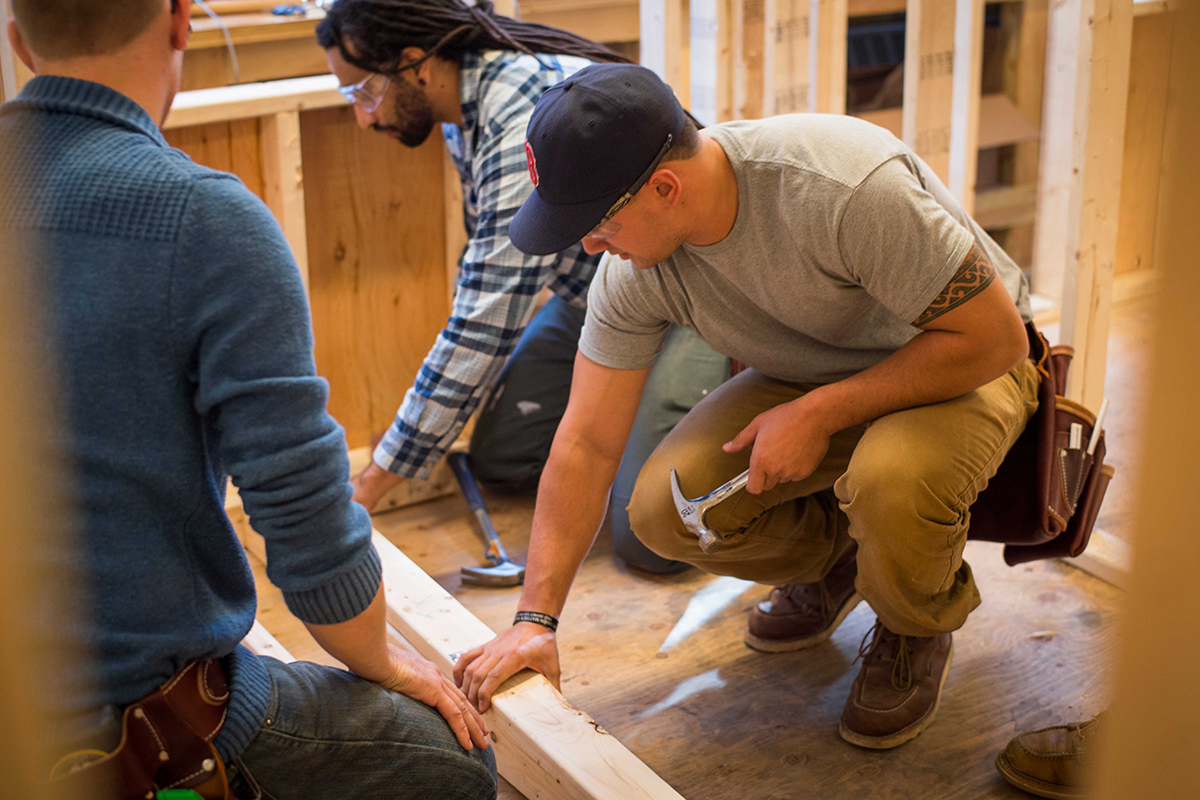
top-left (375, 51), bottom-right (601, 479)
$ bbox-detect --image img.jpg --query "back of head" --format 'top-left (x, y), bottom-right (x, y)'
top-left (315, 0), bottom-right (630, 74)
top-left (12, 0), bottom-right (169, 61)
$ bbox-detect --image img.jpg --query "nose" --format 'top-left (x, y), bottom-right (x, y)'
top-left (581, 236), bottom-right (606, 255)
top-left (353, 106), bottom-right (374, 130)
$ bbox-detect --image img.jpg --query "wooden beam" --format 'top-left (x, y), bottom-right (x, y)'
top-left (640, 0), bottom-right (688, 101)
top-left (1063, 528), bottom-right (1130, 589)
top-left (243, 619), bottom-right (296, 662)
top-left (236, 523), bottom-right (685, 799)
top-left (1055, 0), bottom-right (1135, 408)
top-left (260, 110), bottom-right (309, 292)
top-left (764, 0), bottom-right (811, 115)
top-left (733, 0), bottom-right (768, 119)
top-left (163, 75), bottom-right (343, 130)
top-left (811, 0), bottom-right (848, 114)
top-left (947, 0), bottom-right (984, 213)
top-left (902, 0), bottom-right (983, 207)
top-left (690, 0), bottom-right (737, 124)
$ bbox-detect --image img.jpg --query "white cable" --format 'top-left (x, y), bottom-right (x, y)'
top-left (192, 0), bottom-right (241, 85)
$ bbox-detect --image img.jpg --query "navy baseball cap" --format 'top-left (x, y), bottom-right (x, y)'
top-left (509, 63), bottom-right (688, 256)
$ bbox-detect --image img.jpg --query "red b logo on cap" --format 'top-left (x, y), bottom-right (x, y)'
top-left (525, 141), bottom-right (539, 187)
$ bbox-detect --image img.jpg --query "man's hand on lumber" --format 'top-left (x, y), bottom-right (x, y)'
top-left (306, 585), bottom-right (490, 750)
top-left (351, 460), bottom-right (405, 512)
top-left (454, 354), bottom-right (650, 711)
top-left (455, 622), bottom-right (562, 712)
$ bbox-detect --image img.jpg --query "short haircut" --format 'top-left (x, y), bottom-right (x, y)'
top-left (663, 118), bottom-right (702, 163)
top-left (12, 0), bottom-right (170, 60)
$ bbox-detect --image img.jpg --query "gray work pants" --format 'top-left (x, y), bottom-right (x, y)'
top-left (469, 295), bottom-right (730, 574)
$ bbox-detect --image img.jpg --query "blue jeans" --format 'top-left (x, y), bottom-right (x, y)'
top-left (228, 657), bottom-right (497, 800)
top-left (469, 295), bottom-right (730, 574)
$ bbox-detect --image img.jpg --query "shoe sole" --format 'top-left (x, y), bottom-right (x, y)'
top-left (837, 639), bottom-right (954, 750)
top-left (744, 592), bottom-right (864, 653)
top-left (994, 752), bottom-right (1092, 799)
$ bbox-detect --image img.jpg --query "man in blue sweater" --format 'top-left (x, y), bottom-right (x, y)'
top-left (2, 1), bottom-right (495, 797)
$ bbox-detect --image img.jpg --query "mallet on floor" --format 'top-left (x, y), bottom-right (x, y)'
top-left (446, 452), bottom-right (526, 586)
top-left (670, 466), bottom-right (751, 555)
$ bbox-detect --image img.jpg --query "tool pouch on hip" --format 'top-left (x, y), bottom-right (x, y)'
top-left (46, 659), bottom-right (233, 800)
top-left (968, 324), bottom-right (1116, 565)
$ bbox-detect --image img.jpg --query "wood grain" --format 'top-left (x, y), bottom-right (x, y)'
top-left (300, 106), bottom-right (452, 449)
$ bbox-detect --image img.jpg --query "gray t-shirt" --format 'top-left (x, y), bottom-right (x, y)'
top-left (579, 114), bottom-right (1032, 384)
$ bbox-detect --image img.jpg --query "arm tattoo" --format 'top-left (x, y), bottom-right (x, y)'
top-left (912, 243), bottom-right (996, 326)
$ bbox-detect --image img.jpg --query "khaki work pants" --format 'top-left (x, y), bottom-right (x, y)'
top-left (628, 360), bottom-right (1041, 637)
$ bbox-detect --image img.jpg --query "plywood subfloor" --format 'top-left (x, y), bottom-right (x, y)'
top-left (249, 300), bottom-right (1149, 799)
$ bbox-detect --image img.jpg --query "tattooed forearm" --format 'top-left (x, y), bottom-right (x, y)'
top-left (912, 243), bottom-right (996, 326)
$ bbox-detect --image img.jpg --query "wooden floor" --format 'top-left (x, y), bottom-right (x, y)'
top-left (249, 297), bottom-right (1150, 799)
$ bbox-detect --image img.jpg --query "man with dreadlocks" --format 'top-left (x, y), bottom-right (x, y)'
top-left (316, 0), bottom-right (730, 576)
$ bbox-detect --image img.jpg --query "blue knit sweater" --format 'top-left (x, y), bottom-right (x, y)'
top-left (0, 77), bottom-right (381, 762)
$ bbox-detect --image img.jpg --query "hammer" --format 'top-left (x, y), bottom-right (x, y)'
top-left (669, 466), bottom-right (750, 554)
top-left (446, 452), bottom-right (526, 586)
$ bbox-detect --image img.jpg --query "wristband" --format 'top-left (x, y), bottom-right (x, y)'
top-left (514, 611), bottom-right (558, 632)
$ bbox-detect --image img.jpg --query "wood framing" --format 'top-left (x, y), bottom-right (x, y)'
top-left (640, 0), bottom-right (689, 102)
top-left (733, 0), bottom-right (768, 120)
top-left (236, 526), bottom-right (686, 799)
top-left (811, 0), bottom-right (847, 114)
top-left (260, 111), bottom-right (310, 291)
top-left (763, 0), bottom-right (811, 115)
top-left (163, 75), bottom-right (342, 130)
top-left (902, 0), bottom-right (983, 205)
top-left (1047, 0), bottom-right (1135, 408)
top-left (690, 0), bottom-right (736, 124)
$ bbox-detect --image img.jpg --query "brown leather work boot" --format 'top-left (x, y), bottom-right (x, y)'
top-left (995, 713), bottom-right (1105, 798)
top-left (839, 620), bottom-right (953, 749)
top-left (745, 543), bottom-right (862, 652)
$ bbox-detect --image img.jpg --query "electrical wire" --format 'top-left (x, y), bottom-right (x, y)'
top-left (192, 0), bottom-right (241, 84)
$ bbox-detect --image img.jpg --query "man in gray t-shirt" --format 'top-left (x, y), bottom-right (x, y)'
top-left (454, 64), bottom-right (1039, 752)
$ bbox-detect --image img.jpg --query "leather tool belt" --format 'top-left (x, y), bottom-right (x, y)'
top-left (970, 323), bottom-right (1116, 564)
top-left (48, 659), bottom-right (233, 800)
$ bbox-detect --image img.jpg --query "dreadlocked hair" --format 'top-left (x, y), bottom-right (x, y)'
top-left (316, 0), bottom-right (632, 76)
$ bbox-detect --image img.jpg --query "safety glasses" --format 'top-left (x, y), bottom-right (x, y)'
top-left (336, 72), bottom-right (392, 114)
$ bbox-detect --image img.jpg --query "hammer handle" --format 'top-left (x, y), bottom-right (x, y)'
top-left (446, 453), bottom-right (510, 562)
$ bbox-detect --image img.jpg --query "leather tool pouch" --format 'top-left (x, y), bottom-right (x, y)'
top-left (48, 659), bottom-right (233, 800)
top-left (969, 324), bottom-right (1116, 565)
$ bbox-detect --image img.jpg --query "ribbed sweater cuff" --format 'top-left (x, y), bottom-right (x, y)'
top-left (282, 544), bottom-right (383, 624)
top-left (215, 645), bottom-right (272, 763)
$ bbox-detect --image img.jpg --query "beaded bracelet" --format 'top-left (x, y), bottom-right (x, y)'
top-left (513, 611), bottom-right (559, 632)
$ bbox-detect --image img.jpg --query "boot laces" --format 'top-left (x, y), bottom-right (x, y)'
top-left (856, 620), bottom-right (914, 691)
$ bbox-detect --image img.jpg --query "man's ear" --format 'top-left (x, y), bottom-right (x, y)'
top-left (8, 19), bottom-right (36, 73)
top-left (400, 46), bottom-right (430, 82)
top-left (169, 0), bottom-right (191, 52)
top-left (649, 169), bottom-right (684, 207)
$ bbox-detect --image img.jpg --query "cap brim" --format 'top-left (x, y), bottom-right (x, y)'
top-left (509, 188), bottom-right (621, 256)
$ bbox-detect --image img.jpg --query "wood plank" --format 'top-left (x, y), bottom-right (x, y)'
top-left (811, 0), bottom-right (848, 114)
top-left (190, 1), bottom-right (283, 17)
top-left (163, 75), bottom-right (343, 130)
top-left (1114, 12), bottom-right (1175, 275)
top-left (182, 34), bottom-right (329, 91)
top-left (734, 0), bottom-right (767, 119)
top-left (347, 447), bottom-right (459, 514)
top-left (764, 0), bottom-right (811, 115)
top-left (1063, 528), bottom-right (1130, 589)
top-left (947, 0), bottom-right (984, 212)
top-left (243, 619), bottom-right (297, 662)
top-left (236, 516), bottom-right (685, 799)
top-left (188, 13), bottom-right (322, 49)
top-left (1057, 0), bottom-right (1135, 408)
top-left (690, 0), bottom-right (737, 124)
top-left (641, 0), bottom-right (689, 102)
top-left (228, 117), bottom-right (265, 199)
top-left (300, 106), bottom-right (452, 449)
top-left (522, 0), bottom-right (641, 43)
top-left (858, 94), bottom-right (1038, 148)
top-left (261, 110), bottom-right (310, 292)
top-left (902, 0), bottom-right (957, 181)
top-left (973, 182), bottom-right (1038, 230)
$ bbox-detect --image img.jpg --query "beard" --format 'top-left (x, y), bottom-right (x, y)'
top-left (372, 78), bottom-right (436, 148)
